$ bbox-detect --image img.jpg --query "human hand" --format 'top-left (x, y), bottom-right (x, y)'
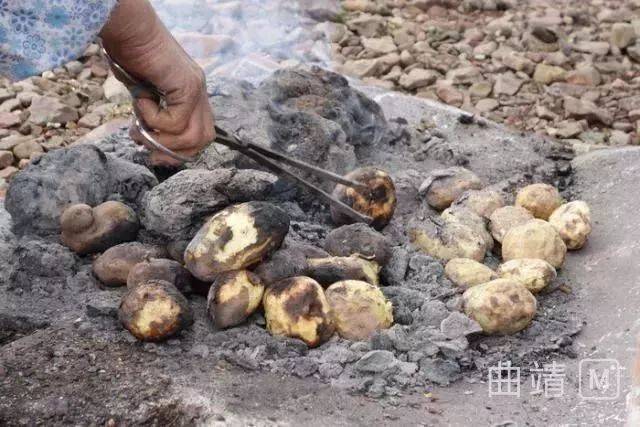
top-left (100, 0), bottom-right (214, 166)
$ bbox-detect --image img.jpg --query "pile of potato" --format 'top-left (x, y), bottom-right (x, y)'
top-left (59, 167), bottom-right (397, 346)
top-left (416, 168), bottom-right (592, 335)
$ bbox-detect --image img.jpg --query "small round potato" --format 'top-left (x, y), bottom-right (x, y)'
top-left (61, 201), bottom-right (139, 255)
top-left (441, 205), bottom-right (493, 251)
top-left (497, 258), bottom-right (557, 294)
top-left (548, 201), bottom-right (592, 250)
top-left (489, 206), bottom-right (534, 243)
top-left (451, 189), bottom-right (505, 219)
top-left (263, 277), bottom-right (335, 347)
top-left (93, 242), bottom-right (168, 286)
top-left (445, 258), bottom-right (497, 289)
top-left (409, 217), bottom-right (487, 262)
top-left (515, 183), bottom-right (563, 220)
top-left (330, 167), bottom-right (397, 230)
top-left (184, 201), bottom-right (290, 281)
top-left (419, 167), bottom-right (483, 211)
top-left (323, 223), bottom-right (391, 265)
top-left (127, 258), bottom-right (195, 293)
top-left (502, 219), bottom-right (567, 268)
top-left (462, 278), bottom-right (537, 335)
top-left (325, 280), bottom-right (393, 341)
top-left (119, 280), bottom-right (193, 342)
top-left (305, 256), bottom-right (380, 287)
top-left (207, 270), bottom-right (265, 329)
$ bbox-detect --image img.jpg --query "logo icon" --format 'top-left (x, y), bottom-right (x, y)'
top-left (488, 361), bottom-right (521, 397)
top-left (578, 359), bottom-right (622, 401)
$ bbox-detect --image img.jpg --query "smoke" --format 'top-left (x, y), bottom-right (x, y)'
top-left (150, 0), bottom-right (337, 84)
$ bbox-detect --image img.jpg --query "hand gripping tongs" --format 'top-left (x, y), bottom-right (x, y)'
top-left (102, 48), bottom-right (372, 224)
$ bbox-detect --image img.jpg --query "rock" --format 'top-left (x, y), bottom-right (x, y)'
top-left (341, 58), bottom-right (382, 78)
top-left (362, 36), bottom-right (397, 55)
top-left (419, 167), bottom-right (483, 210)
top-left (355, 350), bottom-right (398, 373)
top-left (446, 66), bottom-right (481, 84)
top-left (64, 61), bottom-right (84, 76)
top-left (323, 223), bottom-right (391, 265)
top-left (78, 113), bottom-right (102, 129)
top-left (572, 41), bottom-right (610, 56)
top-left (381, 246), bottom-right (409, 287)
top-left (473, 41), bottom-right (498, 57)
top-left (494, 72), bottom-right (524, 96)
top-left (398, 68), bottom-right (439, 90)
top-left (12, 139), bottom-right (43, 160)
top-left (565, 66), bottom-right (601, 86)
top-left (627, 45), bottom-right (640, 62)
top-left (0, 98), bottom-right (21, 113)
top-left (502, 52), bottom-right (535, 74)
top-left (347, 14), bottom-right (384, 37)
top-left (417, 300), bottom-right (450, 327)
top-left (609, 130), bottom-right (631, 145)
top-left (103, 75), bottom-right (131, 104)
top-left (548, 120), bottom-right (585, 139)
top-left (0, 112), bottom-right (21, 128)
top-left (564, 96), bottom-right (613, 126)
top-left (533, 64), bottom-right (567, 85)
top-left (531, 26), bottom-right (558, 44)
top-left (28, 96), bottom-right (78, 125)
top-left (0, 166), bottom-right (18, 180)
top-left (469, 81), bottom-right (492, 98)
top-left (611, 23), bottom-right (636, 48)
top-left (0, 150), bottom-right (14, 169)
top-left (440, 312), bottom-right (482, 339)
top-left (419, 358), bottom-right (461, 385)
top-left (476, 98), bottom-right (499, 113)
top-left (435, 81), bottom-right (463, 107)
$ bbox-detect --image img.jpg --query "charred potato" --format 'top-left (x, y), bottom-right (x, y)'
top-left (184, 202), bottom-right (290, 281)
top-left (207, 270), bottom-right (265, 329)
top-left (502, 219), bottom-right (567, 268)
top-left (93, 242), bottom-right (168, 287)
top-left (515, 183), bottom-right (563, 220)
top-left (445, 258), bottom-right (497, 289)
top-left (119, 280), bottom-right (193, 342)
top-left (323, 223), bottom-right (391, 265)
top-left (409, 217), bottom-right (487, 262)
top-left (254, 247), bottom-right (309, 286)
top-left (462, 278), bottom-right (537, 335)
top-left (497, 258), bottom-right (557, 294)
top-left (127, 258), bottom-right (195, 293)
top-left (305, 256), bottom-right (380, 287)
top-left (419, 167), bottom-right (483, 211)
top-left (330, 167), bottom-right (397, 230)
top-left (441, 205), bottom-right (493, 251)
top-left (263, 277), bottom-right (335, 347)
top-left (548, 201), bottom-right (592, 250)
top-left (325, 280), bottom-right (393, 341)
top-left (61, 201), bottom-right (139, 255)
top-left (489, 206), bottom-right (534, 243)
top-left (452, 189), bottom-right (505, 219)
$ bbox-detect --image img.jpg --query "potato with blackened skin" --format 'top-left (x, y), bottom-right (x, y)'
top-left (325, 280), bottom-right (393, 341)
top-left (207, 270), bottom-right (265, 329)
top-left (515, 183), bottom-right (563, 220)
top-left (441, 205), bottom-right (493, 251)
top-left (330, 167), bottom-right (396, 230)
top-left (263, 277), bottom-right (335, 347)
top-left (61, 201), bottom-right (139, 255)
top-left (419, 167), bottom-right (483, 211)
top-left (305, 256), bottom-right (380, 287)
top-left (127, 258), bottom-right (195, 293)
top-left (462, 278), bottom-right (537, 335)
top-left (323, 223), bottom-right (391, 265)
top-left (452, 189), bottom-right (505, 219)
top-left (119, 280), bottom-right (193, 342)
top-left (497, 258), bottom-right (556, 294)
top-left (409, 216), bottom-right (487, 262)
top-left (548, 201), bottom-right (592, 250)
top-left (489, 206), bottom-right (534, 243)
top-left (445, 258), bottom-right (497, 289)
top-left (184, 202), bottom-right (290, 282)
top-left (93, 242), bottom-right (168, 286)
top-left (502, 219), bottom-right (566, 268)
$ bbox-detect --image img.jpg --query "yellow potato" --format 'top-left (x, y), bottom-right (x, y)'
top-left (419, 167), bottom-right (483, 211)
top-left (548, 201), bottom-right (592, 250)
top-left (515, 183), bottom-right (563, 220)
top-left (325, 280), bottom-right (393, 341)
top-left (441, 205), bottom-right (493, 251)
top-left (452, 188), bottom-right (505, 219)
top-left (462, 278), bottom-right (537, 334)
top-left (306, 256), bottom-right (380, 287)
top-left (497, 258), bottom-right (557, 294)
top-left (445, 258), bottom-right (497, 289)
top-left (263, 277), bottom-right (335, 347)
top-left (489, 206), bottom-right (534, 243)
top-left (207, 270), bottom-right (265, 329)
top-left (409, 217), bottom-right (487, 262)
top-left (502, 219), bottom-right (567, 268)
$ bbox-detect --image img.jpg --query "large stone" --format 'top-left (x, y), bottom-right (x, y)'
top-left (611, 23), bottom-right (636, 48)
top-left (398, 68), bottom-right (439, 90)
top-left (572, 41), bottom-right (610, 56)
top-left (103, 75), bottom-right (131, 104)
top-left (28, 96), bottom-right (78, 126)
top-left (494, 72), bottom-right (524, 95)
top-left (347, 14), bottom-right (385, 37)
top-left (565, 66), bottom-right (601, 86)
top-left (0, 112), bottom-right (21, 129)
top-left (355, 350), bottom-right (398, 373)
top-left (361, 36), bottom-right (397, 56)
top-left (563, 96), bottom-right (613, 126)
top-left (533, 64), bottom-right (567, 85)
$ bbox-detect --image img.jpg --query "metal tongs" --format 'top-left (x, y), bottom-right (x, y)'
top-left (102, 48), bottom-right (372, 224)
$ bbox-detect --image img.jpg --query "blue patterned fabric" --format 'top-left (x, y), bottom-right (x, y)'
top-left (0, 0), bottom-right (118, 80)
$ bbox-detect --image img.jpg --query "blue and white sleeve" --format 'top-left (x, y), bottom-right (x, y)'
top-left (0, 0), bottom-right (118, 80)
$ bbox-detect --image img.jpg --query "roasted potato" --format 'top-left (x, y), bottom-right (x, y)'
top-left (497, 258), bottom-right (557, 294)
top-left (515, 183), bottom-right (563, 220)
top-left (127, 258), bottom-right (195, 293)
top-left (330, 167), bottom-right (397, 230)
top-left (323, 223), bottom-right (391, 265)
top-left (184, 201), bottom-right (290, 281)
top-left (445, 258), bottom-right (497, 289)
top-left (489, 205), bottom-right (534, 243)
top-left (462, 278), bottom-right (537, 335)
top-left (502, 219), bottom-right (567, 268)
top-left (409, 216), bottom-right (487, 262)
top-left (305, 256), bottom-right (380, 287)
top-left (325, 280), bottom-right (393, 341)
top-left (548, 201), bottom-right (592, 250)
top-left (452, 188), bottom-right (505, 219)
top-left (119, 280), bottom-right (193, 342)
top-left (207, 270), bottom-right (265, 329)
top-left (262, 276), bottom-right (335, 347)
top-left (419, 167), bottom-right (483, 211)
top-left (61, 201), bottom-right (139, 255)
top-left (441, 205), bottom-right (493, 251)
top-left (93, 242), bottom-right (168, 286)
